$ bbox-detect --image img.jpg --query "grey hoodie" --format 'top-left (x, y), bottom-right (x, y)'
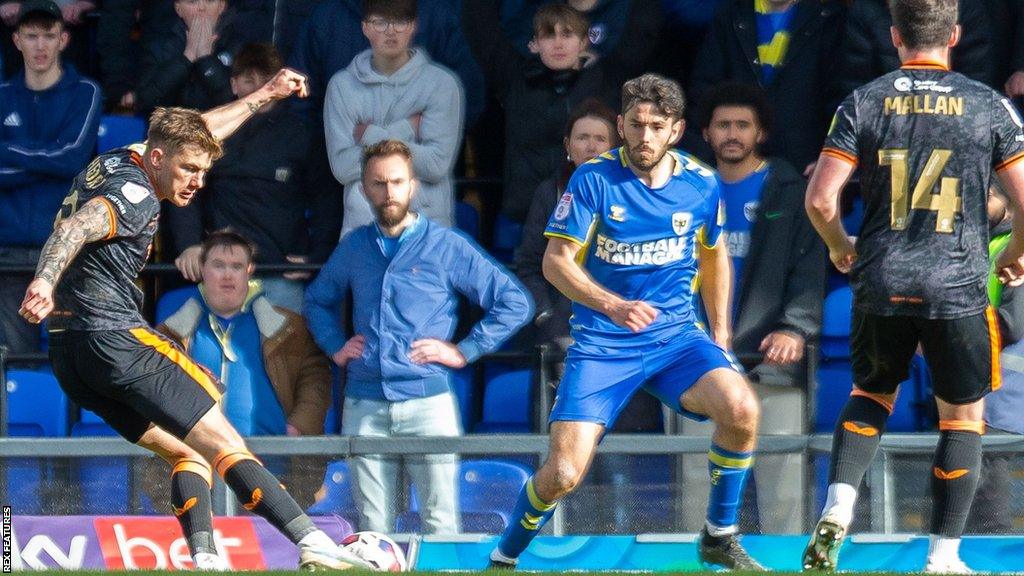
top-left (324, 48), bottom-right (464, 236)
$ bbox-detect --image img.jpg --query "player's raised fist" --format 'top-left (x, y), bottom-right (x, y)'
top-left (608, 300), bottom-right (658, 333)
top-left (263, 68), bottom-right (309, 100)
top-left (19, 278), bottom-right (55, 324)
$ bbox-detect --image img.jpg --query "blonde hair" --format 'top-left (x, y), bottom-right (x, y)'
top-left (147, 107), bottom-right (223, 160)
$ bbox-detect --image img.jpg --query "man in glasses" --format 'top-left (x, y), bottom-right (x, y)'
top-left (324, 0), bottom-right (464, 237)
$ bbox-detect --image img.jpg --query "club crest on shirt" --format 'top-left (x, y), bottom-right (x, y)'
top-left (743, 201), bottom-right (760, 222)
top-left (672, 211), bottom-right (692, 236)
top-left (609, 205), bottom-right (626, 222)
top-left (554, 192), bottom-right (572, 221)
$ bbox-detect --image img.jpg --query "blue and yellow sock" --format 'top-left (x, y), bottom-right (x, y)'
top-left (495, 477), bottom-right (558, 560)
top-left (706, 443), bottom-right (754, 531)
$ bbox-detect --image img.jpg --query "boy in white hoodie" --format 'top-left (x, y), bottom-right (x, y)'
top-left (324, 0), bottom-right (465, 237)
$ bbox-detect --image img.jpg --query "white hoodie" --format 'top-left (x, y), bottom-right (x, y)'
top-left (325, 48), bottom-right (465, 237)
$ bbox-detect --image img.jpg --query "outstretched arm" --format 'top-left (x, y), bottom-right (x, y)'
top-left (200, 68), bottom-right (309, 141)
top-left (20, 199), bottom-right (114, 323)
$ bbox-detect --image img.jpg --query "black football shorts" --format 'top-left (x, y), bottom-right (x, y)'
top-left (49, 326), bottom-right (224, 442)
top-left (850, 308), bottom-right (1000, 405)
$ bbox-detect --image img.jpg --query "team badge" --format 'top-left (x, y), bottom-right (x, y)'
top-left (554, 192), bottom-right (572, 221)
top-left (671, 211), bottom-right (692, 236)
top-left (609, 205), bottom-right (626, 222)
top-left (275, 167), bottom-right (291, 182)
top-left (743, 201), bottom-right (759, 222)
top-left (103, 157), bottom-right (122, 171)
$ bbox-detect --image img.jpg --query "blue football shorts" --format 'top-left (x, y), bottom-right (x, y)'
top-left (549, 326), bottom-right (741, 427)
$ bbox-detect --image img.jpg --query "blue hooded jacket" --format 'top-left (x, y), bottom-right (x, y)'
top-left (0, 65), bottom-right (101, 246)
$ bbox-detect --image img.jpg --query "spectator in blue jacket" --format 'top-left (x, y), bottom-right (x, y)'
top-left (304, 139), bottom-right (532, 534)
top-left (0, 0), bottom-right (100, 353)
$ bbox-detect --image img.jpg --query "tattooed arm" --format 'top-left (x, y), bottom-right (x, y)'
top-left (20, 199), bottom-right (113, 323)
top-left (200, 68), bottom-right (308, 141)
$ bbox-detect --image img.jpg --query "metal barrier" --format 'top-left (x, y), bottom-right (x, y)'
top-left (3, 433), bottom-right (1023, 534)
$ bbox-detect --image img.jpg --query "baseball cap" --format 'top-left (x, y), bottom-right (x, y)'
top-left (16, 0), bottom-right (62, 26)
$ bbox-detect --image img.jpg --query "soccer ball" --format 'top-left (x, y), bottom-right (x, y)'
top-left (339, 531), bottom-right (408, 572)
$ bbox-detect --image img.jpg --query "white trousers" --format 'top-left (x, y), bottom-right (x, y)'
top-left (342, 392), bottom-right (462, 534)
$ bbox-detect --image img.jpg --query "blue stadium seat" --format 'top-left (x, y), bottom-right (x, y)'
top-left (820, 286), bottom-right (853, 359)
top-left (455, 201), bottom-right (480, 240)
top-left (6, 369), bottom-right (69, 437)
top-left (323, 365), bottom-right (343, 434)
top-left (841, 195), bottom-right (864, 236)
top-left (97, 115), bottom-right (146, 153)
top-left (815, 286), bottom-right (928, 431)
top-left (451, 367), bottom-right (477, 432)
top-left (474, 367), bottom-right (531, 433)
top-left (492, 214), bottom-right (523, 263)
top-left (71, 408), bottom-right (118, 436)
top-left (307, 460), bottom-right (359, 521)
top-left (4, 370), bottom-right (67, 514)
top-left (816, 287), bottom-right (854, 431)
top-left (72, 409), bottom-right (132, 514)
top-left (401, 459), bottom-right (533, 533)
top-left (155, 286), bottom-right (200, 324)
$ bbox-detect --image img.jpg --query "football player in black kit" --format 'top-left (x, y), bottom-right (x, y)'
top-left (19, 68), bottom-right (373, 572)
top-left (802, 0), bottom-right (1024, 572)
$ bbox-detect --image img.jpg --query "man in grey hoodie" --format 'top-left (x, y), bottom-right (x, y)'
top-left (324, 0), bottom-right (464, 237)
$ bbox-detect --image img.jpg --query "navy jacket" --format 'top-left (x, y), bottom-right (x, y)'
top-left (688, 0), bottom-right (846, 169)
top-left (0, 65), bottom-right (101, 246)
top-left (731, 159), bottom-right (825, 387)
top-left (304, 217), bottom-right (533, 402)
top-left (287, 0), bottom-right (485, 126)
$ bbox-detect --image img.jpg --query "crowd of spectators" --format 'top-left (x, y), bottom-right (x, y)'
top-left (3, 0), bottom-right (1024, 534)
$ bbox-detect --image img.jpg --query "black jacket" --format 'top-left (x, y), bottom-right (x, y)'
top-left (731, 158), bottom-right (826, 387)
top-left (515, 167), bottom-right (574, 346)
top-left (688, 0), bottom-right (845, 170)
top-left (836, 0), bottom-right (995, 97)
top-left (96, 0), bottom-right (178, 107)
top-left (136, 11), bottom-right (247, 114)
top-left (164, 107), bottom-right (337, 263)
top-left (463, 0), bottom-right (660, 222)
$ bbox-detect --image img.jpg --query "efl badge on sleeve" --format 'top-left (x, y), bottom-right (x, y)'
top-left (554, 192), bottom-right (572, 221)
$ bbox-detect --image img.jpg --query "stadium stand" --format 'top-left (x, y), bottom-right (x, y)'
top-left (474, 366), bottom-right (532, 433)
top-left (6, 369), bottom-right (68, 437)
top-left (96, 114), bottom-right (146, 153)
top-left (400, 458), bottom-right (533, 533)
